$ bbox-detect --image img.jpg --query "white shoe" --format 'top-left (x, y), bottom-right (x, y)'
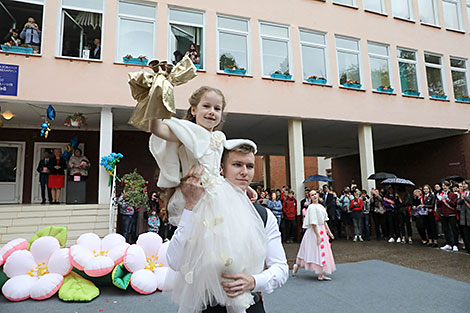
top-left (452, 246), bottom-right (458, 252)
top-left (388, 238), bottom-right (395, 243)
top-left (408, 238), bottom-right (412, 244)
top-left (353, 236), bottom-right (358, 242)
top-left (440, 244), bottom-right (452, 251)
top-left (359, 236), bottom-right (364, 242)
top-left (396, 237), bottom-right (401, 243)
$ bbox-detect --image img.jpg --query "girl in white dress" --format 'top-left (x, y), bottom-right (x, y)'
top-left (145, 86), bottom-right (266, 313)
top-left (293, 190), bottom-right (336, 280)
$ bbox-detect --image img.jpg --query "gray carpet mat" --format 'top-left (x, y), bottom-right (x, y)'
top-left (1, 260), bottom-right (469, 313)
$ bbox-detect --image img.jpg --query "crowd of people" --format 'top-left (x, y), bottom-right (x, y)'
top-left (254, 179), bottom-right (470, 255)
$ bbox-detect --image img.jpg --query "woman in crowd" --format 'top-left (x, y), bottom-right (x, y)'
top-left (361, 190), bottom-right (371, 241)
top-left (396, 187), bottom-right (413, 244)
top-left (412, 189), bottom-right (429, 245)
top-left (48, 148), bottom-right (67, 204)
top-left (293, 190), bottom-right (336, 280)
top-left (384, 187), bottom-right (399, 242)
top-left (370, 188), bottom-right (387, 240)
top-left (268, 192), bottom-right (283, 226)
top-left (422, 184), bottom-right (438, 247)
top-left (349, 190), bottom-right (364, 242)
top-left (458, 180), bottom-right (470, 254)
top-left (339, 188), bottom-right (353, 240)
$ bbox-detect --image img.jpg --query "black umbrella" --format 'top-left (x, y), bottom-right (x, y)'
top-left (368, 172), bottom-right (397, 180)
top-left (441, 175), bottom-right (465, 182)
top-left (304, 174), bottom-right (333, 183)
top-left (381, 177), bottom-right (415, 186)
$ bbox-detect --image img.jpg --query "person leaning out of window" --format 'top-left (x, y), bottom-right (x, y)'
top-left (3, 28), bottom-right (21, 47)
top-left (20, 17), bottom-right (41, 53)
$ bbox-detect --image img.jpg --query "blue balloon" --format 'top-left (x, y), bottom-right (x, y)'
top-left (47, 105), bottom-right (56, 121)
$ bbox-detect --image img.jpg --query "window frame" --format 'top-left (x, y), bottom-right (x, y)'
top-left (363, 0), bottom-right (386, 14)
top-left (115, 0), bottom-right (157, 64)
top-left (392, 0), bottom-right (415, 21)
top-left (442, 0), bottom-right (464, 31)
top-left (424, 52), bottom-right (447, 98)
top-left (332, 0), bottom-right (358, 8)
top-left (299, 28), bottom-right (329, 83)
top-left (397, 47), bottom-right (422, 95)
top-left (216, 14), bottom-right (251, 76)
top-left (258, 21), bottom-right (293, 80)
top-left (167, 6), bottom-right (205, 70)
top-left (56, 0), bottom-right (105, 60)
top-left (335, 35), bottom-right (364, 88)
top-left (467, 0), bottom-right (470, 31)
top-left (0, 0), bottom-right (46, 56)
top-left (367, 41), bottom-right (393, 91)
top-left (417, 0), bottom-right (440, 26)
top-left (449, 56), bottom-right (469, 100)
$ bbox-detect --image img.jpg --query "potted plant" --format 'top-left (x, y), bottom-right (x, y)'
top-left (431, 91), bottom-right (447, 100)
top-left (307, 75), bottom-right (327, 84)
top-left (121, 170), bottom-right (149, 212)
top-left (271, 70), bottom-right (292, 80)
top-left (404, 89), bottom-right (420, 96)
top-left (343, 80), bottom-right (362, 89)
top-left (64, 113), bottom-right (87, 128)
top-left (456, 95), bottom-right (470, 102)
top-left (377, 85), bottom-right (394, 93)
top-left (123, 54), bottom-right (149, 65)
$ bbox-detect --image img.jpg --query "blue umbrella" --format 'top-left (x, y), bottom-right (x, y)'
top-left (304, 174), bottom-right (333, 183)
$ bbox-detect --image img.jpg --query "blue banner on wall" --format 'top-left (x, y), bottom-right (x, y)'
top-left (0, 64), bottom-right (19, 96)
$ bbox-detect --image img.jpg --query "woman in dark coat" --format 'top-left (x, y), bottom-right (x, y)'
top-left (48, 148), bottom-right (67, 204)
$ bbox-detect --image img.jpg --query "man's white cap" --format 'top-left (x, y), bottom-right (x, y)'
top-left (224, 139), bottom-right (257, 154)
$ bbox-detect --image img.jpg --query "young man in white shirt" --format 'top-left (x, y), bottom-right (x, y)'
top-left (167, 142), bottom-right (289, 313)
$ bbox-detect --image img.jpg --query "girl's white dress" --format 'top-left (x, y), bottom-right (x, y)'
top-left (149, 117), bottom-right (266, 313)
top-left (296, 203), bottom-right (336, 275)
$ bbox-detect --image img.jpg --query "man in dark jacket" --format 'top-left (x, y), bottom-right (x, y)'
top-left (36, 150), bottom-right (52, 204)
top-left (437, 181), bottom-right (459, 251)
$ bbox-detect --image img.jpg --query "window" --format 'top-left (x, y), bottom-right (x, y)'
top-left (392, 0), bottom-right (414, 20)
top-left (300, 29), bottom-right (328, 82)
top-left (259, 22), bottom-right (292, 79)
top-left (368, 42), bottom-right (392, 90)
top-left (424, 53), bottom-right (446, 98)
top-left (116, 1), bottom-right (156, 63)
top-left (333, 0), bottom-right (357, 7)
top-left (0, 0), bottom-right (44, 55)
top-left (397, 48), bottom-right (420, 95)
top-left (450, 57), bottom-right (469, 100)
top-left (168, 8), bottom-right (204, 69)
top-left (335, 36), bottom-right (362, 87)
top-left (364, 0), bottom-right (385, 14)
top-left (59, 0), bottom-right (104, 59)
top-left (418, 0), bottom-right (438, 25)
top-left (442, 0), bottom-right (463, 30)
top-left (217, 15), bottom-right (250, 74)
top-left (467, 0), bottom-right (470, 27)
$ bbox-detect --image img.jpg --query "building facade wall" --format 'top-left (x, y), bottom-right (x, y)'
top-left (332, 133), bottom-right (470, 191)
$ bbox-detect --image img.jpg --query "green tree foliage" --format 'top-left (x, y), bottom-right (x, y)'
top-left (122, 170), bottom-right (149, 210)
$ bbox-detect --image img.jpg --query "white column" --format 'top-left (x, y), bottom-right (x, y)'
top-left (358, 124), bottom-right (376, 192)
top-left (288, 119), bottom-right (305, 215)
top-left (317, 157), bottom-right (332, 188)
top-left (262, 155), bottom-right (269, 189)
top-left (98, 107), bottom-right (113, 204)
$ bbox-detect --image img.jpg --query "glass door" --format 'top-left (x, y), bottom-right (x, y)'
top-left (0, 142), bottom-right (25, 204)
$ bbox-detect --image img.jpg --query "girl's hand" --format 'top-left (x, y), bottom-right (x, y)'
top-left (328, 232), bottom-right (335, 240)
top-left (247, 186), bottom-right (258, 203)
top-left (316, 236), bottom-right (321, 246)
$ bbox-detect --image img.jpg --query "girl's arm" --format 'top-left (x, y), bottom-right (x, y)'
top-left (325, 221), bottom-right (335, 239)
top-left (312, 224), bottom-right (321, 245)
top-left (149, 119), bottom-right (179, 142)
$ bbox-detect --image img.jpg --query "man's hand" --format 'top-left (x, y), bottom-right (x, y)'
top-left (221, 273), bottom-right (255, 298)
top-left (180, 165), bottom-right (204, 210)
top-left (247, 186), bottom-right (258, 202)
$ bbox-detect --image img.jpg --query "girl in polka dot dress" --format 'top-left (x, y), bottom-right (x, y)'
top-left (293, 190), bottom-right (336, 280)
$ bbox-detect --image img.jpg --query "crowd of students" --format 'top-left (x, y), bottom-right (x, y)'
top-left (256, 179), bottom-right (470, 254)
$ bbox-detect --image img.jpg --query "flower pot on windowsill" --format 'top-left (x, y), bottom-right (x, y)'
top-left (123, 57), bottom-right (148, 65)
top-left (343, 82), bottom-right (362, 89)
top-left (457, 97), bottom-right (470, 102)
top-left (377, 87), bottom-right (394, 93)
top-left (307, 77), bottom-right (327, 84)
top-left (1, 44), bottom-right (34, 54)
top-left (404, 90), bottom-right (420, 96)
top-left (431, 94), bottom-right (447, 100)
top-left (270, 73), bottom-right (292, 80)
top-left (224, 67), bottom-right (247, 75)
top-left (194, 63), bottom-right (201, 70)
